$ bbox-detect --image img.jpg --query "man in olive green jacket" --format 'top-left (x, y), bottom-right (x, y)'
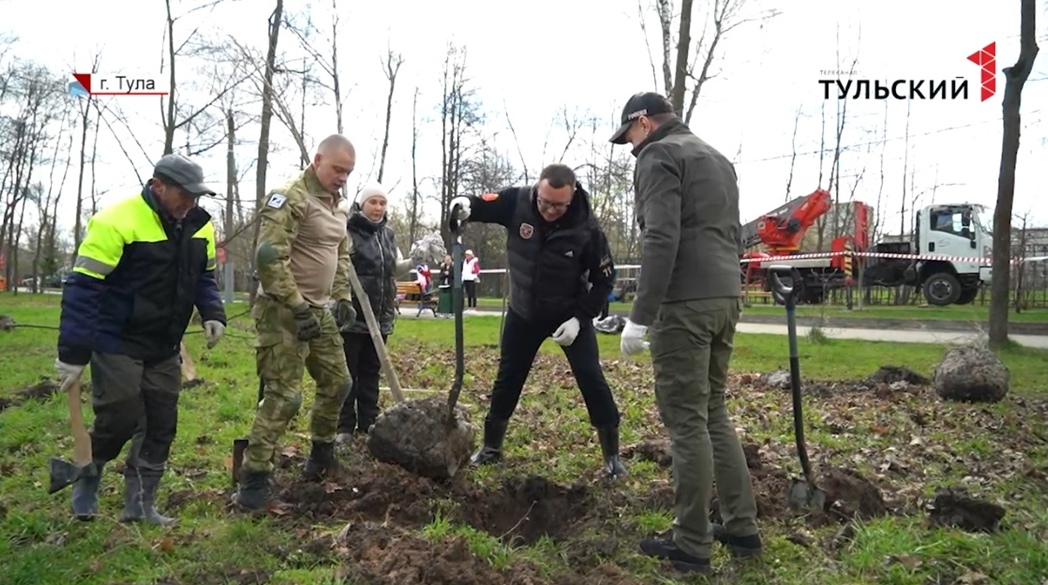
top-left (610, 92), bottom-right (762, 575)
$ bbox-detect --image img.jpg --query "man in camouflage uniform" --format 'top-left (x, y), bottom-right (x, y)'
top-left (233, 134), bottom-right (358, 511)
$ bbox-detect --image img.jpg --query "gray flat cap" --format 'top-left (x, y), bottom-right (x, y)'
top-left (154, 153), bottom-right (216, 197)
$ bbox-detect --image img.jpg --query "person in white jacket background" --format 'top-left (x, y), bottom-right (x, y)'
top-left (461, 249), bottom-right (480, 308)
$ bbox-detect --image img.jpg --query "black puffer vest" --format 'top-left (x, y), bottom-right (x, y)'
top-left (346, 212), bottom-right (398, 336)
top-left (505, 185), bottom-right (597, 323)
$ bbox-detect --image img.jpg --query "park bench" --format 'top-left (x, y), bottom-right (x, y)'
top-left (395, 281), bottom-right (438, 317)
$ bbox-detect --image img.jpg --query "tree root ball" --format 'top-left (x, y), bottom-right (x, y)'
top-left (366, 396), bottom-right (477, 481)
top-left (934, 344), bottom-right (1009, 403)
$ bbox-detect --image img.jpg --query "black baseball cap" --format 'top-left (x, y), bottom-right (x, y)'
top-left (609, 91), bottom-right (675, 145)
top-left (153, 153), bottom-right (216, 197)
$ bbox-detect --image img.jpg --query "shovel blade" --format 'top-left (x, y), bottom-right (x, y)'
top-left (48, 457), bottom-right (93, 495)
top-left (788, 478), bottom-right (827, 513)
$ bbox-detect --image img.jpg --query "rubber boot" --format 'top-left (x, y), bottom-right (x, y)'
top-left (470, 418), bottom-right (509, 466)
top-left (233, 470), bottom-right (288, 512)
top-left (302, 441), bottom-right (338, 482)
top-left (120, 471), bottom-right (177, 526)
top-left (71, 462), bottom-right (104, 521)
top-left (597, 426), bottom-right (628, 480)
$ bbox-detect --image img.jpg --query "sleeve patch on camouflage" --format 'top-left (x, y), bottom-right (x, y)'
top-left (267, 193), bottom-right (288, 209)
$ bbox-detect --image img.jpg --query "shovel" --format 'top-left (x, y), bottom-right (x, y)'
top-left (446, 208), bottom-right (467, 426)
top-left (48, 376), bottom-right (97, 494)
top-left (768, 266), bottom-right (827, 514)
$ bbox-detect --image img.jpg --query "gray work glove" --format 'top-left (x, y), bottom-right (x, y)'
top-left (291, 302), bottom-right (322, 342)
top-left (334, 299), bottom-right (357, 332)
top-left (203, 320), bottom-right (225, 349)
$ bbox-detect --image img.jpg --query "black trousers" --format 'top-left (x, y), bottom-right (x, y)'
top-left (487, 309), bottom-right (620, 428)
top-left (338, 331), bottom-right (386, 432)
top-left (88, 351), bottom-right (181, 475)
top-left (463, 280), bottom-right (478, 308)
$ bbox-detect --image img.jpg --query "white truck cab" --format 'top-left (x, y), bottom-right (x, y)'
top-left (913, 203), bottom-right (993, 305)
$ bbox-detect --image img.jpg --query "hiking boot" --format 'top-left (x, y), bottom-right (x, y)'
top-left (596, 426), bottom-right (628, 480)
top-left (302, 441), bottom-right (338, 482)
top-left (712, 523), bottom-right (763, 558)
top-left (639, 536), bottom-right (712, 574)
top-left (470, 418), bottom-right (508, 466)
top-left (233, 470), bottom-right (289, 512)
top-left (71, 462), bottom-right (104, 521)
top-left (120, 470), bottom-right (177, 527)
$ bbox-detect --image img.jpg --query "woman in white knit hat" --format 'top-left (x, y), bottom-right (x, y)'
top-left (336, 183), bottom-right (414, 440)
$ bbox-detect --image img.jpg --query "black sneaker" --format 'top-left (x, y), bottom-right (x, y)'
top-left (639, 537), bottom-right (711, 574)
top-left (712, 523), bottom-right (763, 558)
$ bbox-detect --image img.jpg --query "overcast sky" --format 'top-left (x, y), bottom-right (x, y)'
top-left (3, 0), bottom-right (1047, 240)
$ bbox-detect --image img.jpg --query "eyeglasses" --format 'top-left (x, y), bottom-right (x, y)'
top-left (537, 197), bottom-right (569, 211)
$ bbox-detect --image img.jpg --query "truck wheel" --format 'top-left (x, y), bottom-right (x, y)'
top-left (955, 287), bottom-right (979, 305)
top-left (923, 273), bottom-right (962, 306)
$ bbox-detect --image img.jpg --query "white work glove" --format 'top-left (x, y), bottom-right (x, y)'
top-left (551, 317), bottom-right (581, 347)
top-left (450, 196), bottom-right (471, 222)
top-left (620, 319), bottom-right (650, 357)
top-left (54, 358), bottom-right (86, 385)
top-left (203, 320), bottom-right (226, 349)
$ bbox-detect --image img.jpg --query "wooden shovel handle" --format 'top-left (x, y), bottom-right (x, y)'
top-left (63, 377), bottom-right (93, 467)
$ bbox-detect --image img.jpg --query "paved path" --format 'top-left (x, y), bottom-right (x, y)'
top-left (395, 307), bottom-right (1048, 349)
top-left (451, 304), bottom-right (1048, 336)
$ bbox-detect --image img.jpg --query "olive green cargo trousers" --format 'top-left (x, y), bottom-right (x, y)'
top-left (648, 297), bottom-right (759, 558)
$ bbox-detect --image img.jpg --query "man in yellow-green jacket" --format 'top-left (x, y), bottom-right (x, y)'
top-left (56, 153), bottom-right (227, 526)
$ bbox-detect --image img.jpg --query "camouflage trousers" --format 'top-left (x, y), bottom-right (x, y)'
top-left (242, 297), bottom-right (352, 474)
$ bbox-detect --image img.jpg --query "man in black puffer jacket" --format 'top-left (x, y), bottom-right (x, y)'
top-left (335, 184), bottom-right (414, 438)
top-left (449, 163), bottom-right (626, 479)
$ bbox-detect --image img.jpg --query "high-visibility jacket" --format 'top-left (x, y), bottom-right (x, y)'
top-left (57, 185), bottom-right (227, 365)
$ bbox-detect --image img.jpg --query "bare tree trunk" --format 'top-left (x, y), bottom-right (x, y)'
top-left (47, 128), bottom-right (74, 278)
top-left (73, 96), bottom-right (92, 260)
top-left (873, 100), bottom-right (888, 241)
top-left (89, 104), bottom-right (102, 214)
top-left (224, 108), bottom-right (236, 304)
top-left (989, 0), bottom-right (1039, 348)
top-left (656, 0), bottom-right (673, 94)
top-left (899, 99), bottom-right (911, 237)
top-left (331, 0), bottom-right (343, 133)
top-left (33, 115), bottom-right (68, 291)
top-left (784, 106), bottom-right (801, 201)
top-left (409, 86), bottom-right (420, 245)
top-left (669, 0), bottom-right (695, 114)
top-left (378, 50), bottom-right (403, 184)
top-left (163, 0), bottom-right (177, 156)
top-left (250, 0), bottom-right (284, 306)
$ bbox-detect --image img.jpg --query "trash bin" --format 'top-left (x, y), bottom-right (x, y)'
top-left (437, 285), bottom-right (453, 314)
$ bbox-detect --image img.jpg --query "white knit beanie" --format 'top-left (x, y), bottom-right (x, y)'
top-left (357, 183), bottom-right (388, 206)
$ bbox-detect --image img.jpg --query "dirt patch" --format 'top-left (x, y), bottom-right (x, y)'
top-left (274, 446), bottom-right (449, 526)
top-left (456, 475), bottom-right (592, 546)
top-left (335, 521), bottom-right (545, 585)
top-left (334, 522), bottom-right (645, 585)
top-left (928, 488), bottom-right (1006, 533)
top-left (0, 379), bottom-right (63, 413)
top-left (866, 365), bottom-right (931, 386)
top-left (818, 467), bottom-right (889, 521)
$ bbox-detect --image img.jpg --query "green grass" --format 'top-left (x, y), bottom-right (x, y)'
top-left (2, 291), bottom-right (1048, 584)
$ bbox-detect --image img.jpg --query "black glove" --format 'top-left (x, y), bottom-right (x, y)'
top-left (291, 302), bottom-right (322, 342)
top-left (334, 299), bottom-right (357, 331)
